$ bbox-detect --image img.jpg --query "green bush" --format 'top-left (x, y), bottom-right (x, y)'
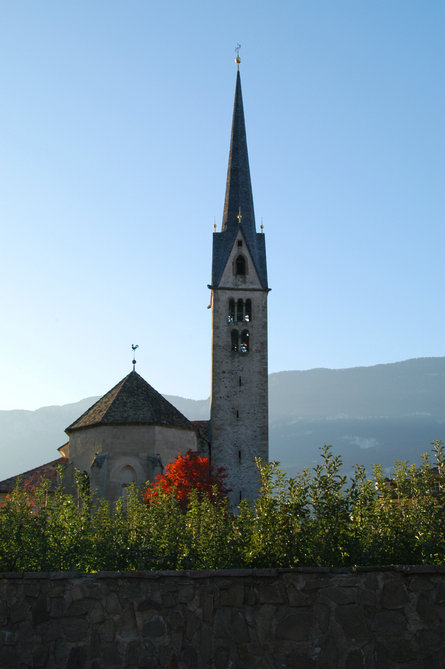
top-left (0, 442), bottom-right (444, 571)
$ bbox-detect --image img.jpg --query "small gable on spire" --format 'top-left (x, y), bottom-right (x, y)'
top-left (217, 228), bottom-right (262, 289)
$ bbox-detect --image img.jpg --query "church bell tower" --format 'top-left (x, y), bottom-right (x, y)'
top-left (209, 57), bottom-right (269, 505)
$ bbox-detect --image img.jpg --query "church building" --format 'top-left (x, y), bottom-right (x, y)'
top-left (0, 58), bottom-right (269, 505)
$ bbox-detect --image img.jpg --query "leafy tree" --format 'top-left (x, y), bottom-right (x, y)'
top-left (144, 449), bottom-right (229, 508)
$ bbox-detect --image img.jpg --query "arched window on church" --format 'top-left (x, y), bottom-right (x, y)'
top-left (120, 465), bottom-right (137, 498)
top-left (237, 299), bottom-right (244, 322)
top-left (240, 330), bottom-right (250, 353)
top-left (245, 299), bottom-right (252, 322)
top-left (235, 255), bottom-right (246, 276)
top-left (228, 299), bottom-right (235, 323)
top-left (231, 329), bottom-right (239, 352)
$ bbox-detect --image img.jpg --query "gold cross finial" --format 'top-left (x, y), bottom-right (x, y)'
top-left (235, 43), bottom-right (241, 70)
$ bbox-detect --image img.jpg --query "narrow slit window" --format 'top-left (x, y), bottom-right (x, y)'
top-left (235, 255), bottom-right (246, 276)
top-left (238, 450), bottom-right (242, 464)
top-left (237, 299), bottom-right (244, 322)
top-left (245, 299), bottom-right (252, 322)
top-left (228, 299), bottom-right (235, 323)
top-left (239, 376), bottom-right (242, 386)
top-left (231, 330), bottom-right (239, 352)
top-left (240, 330), bottom-right (250, 353)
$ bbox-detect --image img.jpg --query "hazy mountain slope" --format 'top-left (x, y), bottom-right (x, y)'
top-left (162, 396), bottom-right (210, 421)
top-left (269, 357), bottom-right (445, 419)
top-left (0, 358), bottom-right (444, 480)
top-left (269, 357), bottom-right (445, 475)
top-left (271, 415), bottom-right (444, 477)
top-left (0, 398), bottom-right (99, 479)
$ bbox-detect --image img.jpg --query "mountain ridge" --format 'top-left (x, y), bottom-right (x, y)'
top-left (1, 357), bottom-right (444, 480)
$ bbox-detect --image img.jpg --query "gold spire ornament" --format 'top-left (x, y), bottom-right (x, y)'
top-left (235, 43), bottom-right (241, 69)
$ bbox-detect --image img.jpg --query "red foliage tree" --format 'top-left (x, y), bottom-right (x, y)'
top-left (144, 450), bottom-right (230, 507)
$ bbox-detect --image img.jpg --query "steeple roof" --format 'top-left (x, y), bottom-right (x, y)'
top-left (66, 371), bottom-right (194, 433)
top-left (211, 69), bottom-right (268, 289)
top-left (222, 71), bottom-right (257, 245)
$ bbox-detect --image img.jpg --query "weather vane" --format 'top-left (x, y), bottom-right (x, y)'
top-left (235, 43), bottom-right (241, 69)
top-left (131, 344), bottom-right (139, 372)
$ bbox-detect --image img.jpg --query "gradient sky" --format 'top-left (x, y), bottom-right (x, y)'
top-left (0, 1), bottom-right (443, 410)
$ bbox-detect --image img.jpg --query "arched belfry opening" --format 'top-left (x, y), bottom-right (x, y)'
top-left (240, 330), bottom-right (250, 353)
top-left (237, 299), bottom-right (244, 322)
top-left (231, 329), bottom-right (239, 352)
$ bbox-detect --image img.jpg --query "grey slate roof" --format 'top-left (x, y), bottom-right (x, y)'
top-left (211, 70), bottom-right (268, 290)
top-left (66, 371), bottom-right (195, 433)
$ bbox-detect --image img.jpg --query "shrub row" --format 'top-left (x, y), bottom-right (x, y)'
top-left (1, 443), bottom-right (444, 571)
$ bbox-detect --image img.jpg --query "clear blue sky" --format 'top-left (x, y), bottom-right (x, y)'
top-left (0, 1), bottom-right (443, 410)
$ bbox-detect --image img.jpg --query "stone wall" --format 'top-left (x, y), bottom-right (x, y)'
top-left (0, 566), bottom-right (444, 668)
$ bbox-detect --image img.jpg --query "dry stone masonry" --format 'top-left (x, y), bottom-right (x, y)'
top-left (0, 567), bottom-right (444, 668)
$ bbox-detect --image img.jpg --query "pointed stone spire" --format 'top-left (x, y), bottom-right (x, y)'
top-left (211, 65), bottom-right (268, 290)
top-left (221, 70), bottom-right (257, 251)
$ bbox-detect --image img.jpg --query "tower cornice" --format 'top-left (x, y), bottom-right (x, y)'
top-left (208, 284), bottom-right (270, 293)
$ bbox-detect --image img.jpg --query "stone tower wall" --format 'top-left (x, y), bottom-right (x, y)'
top-left (210, 285), bottom-right (268, 504)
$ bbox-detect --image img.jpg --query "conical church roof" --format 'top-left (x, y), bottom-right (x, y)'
top-left (66, 371), bottom-right (194, 433)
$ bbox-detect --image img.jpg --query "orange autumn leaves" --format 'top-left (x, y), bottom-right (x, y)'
top-left (144, 450), bottom-right (229, 507)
